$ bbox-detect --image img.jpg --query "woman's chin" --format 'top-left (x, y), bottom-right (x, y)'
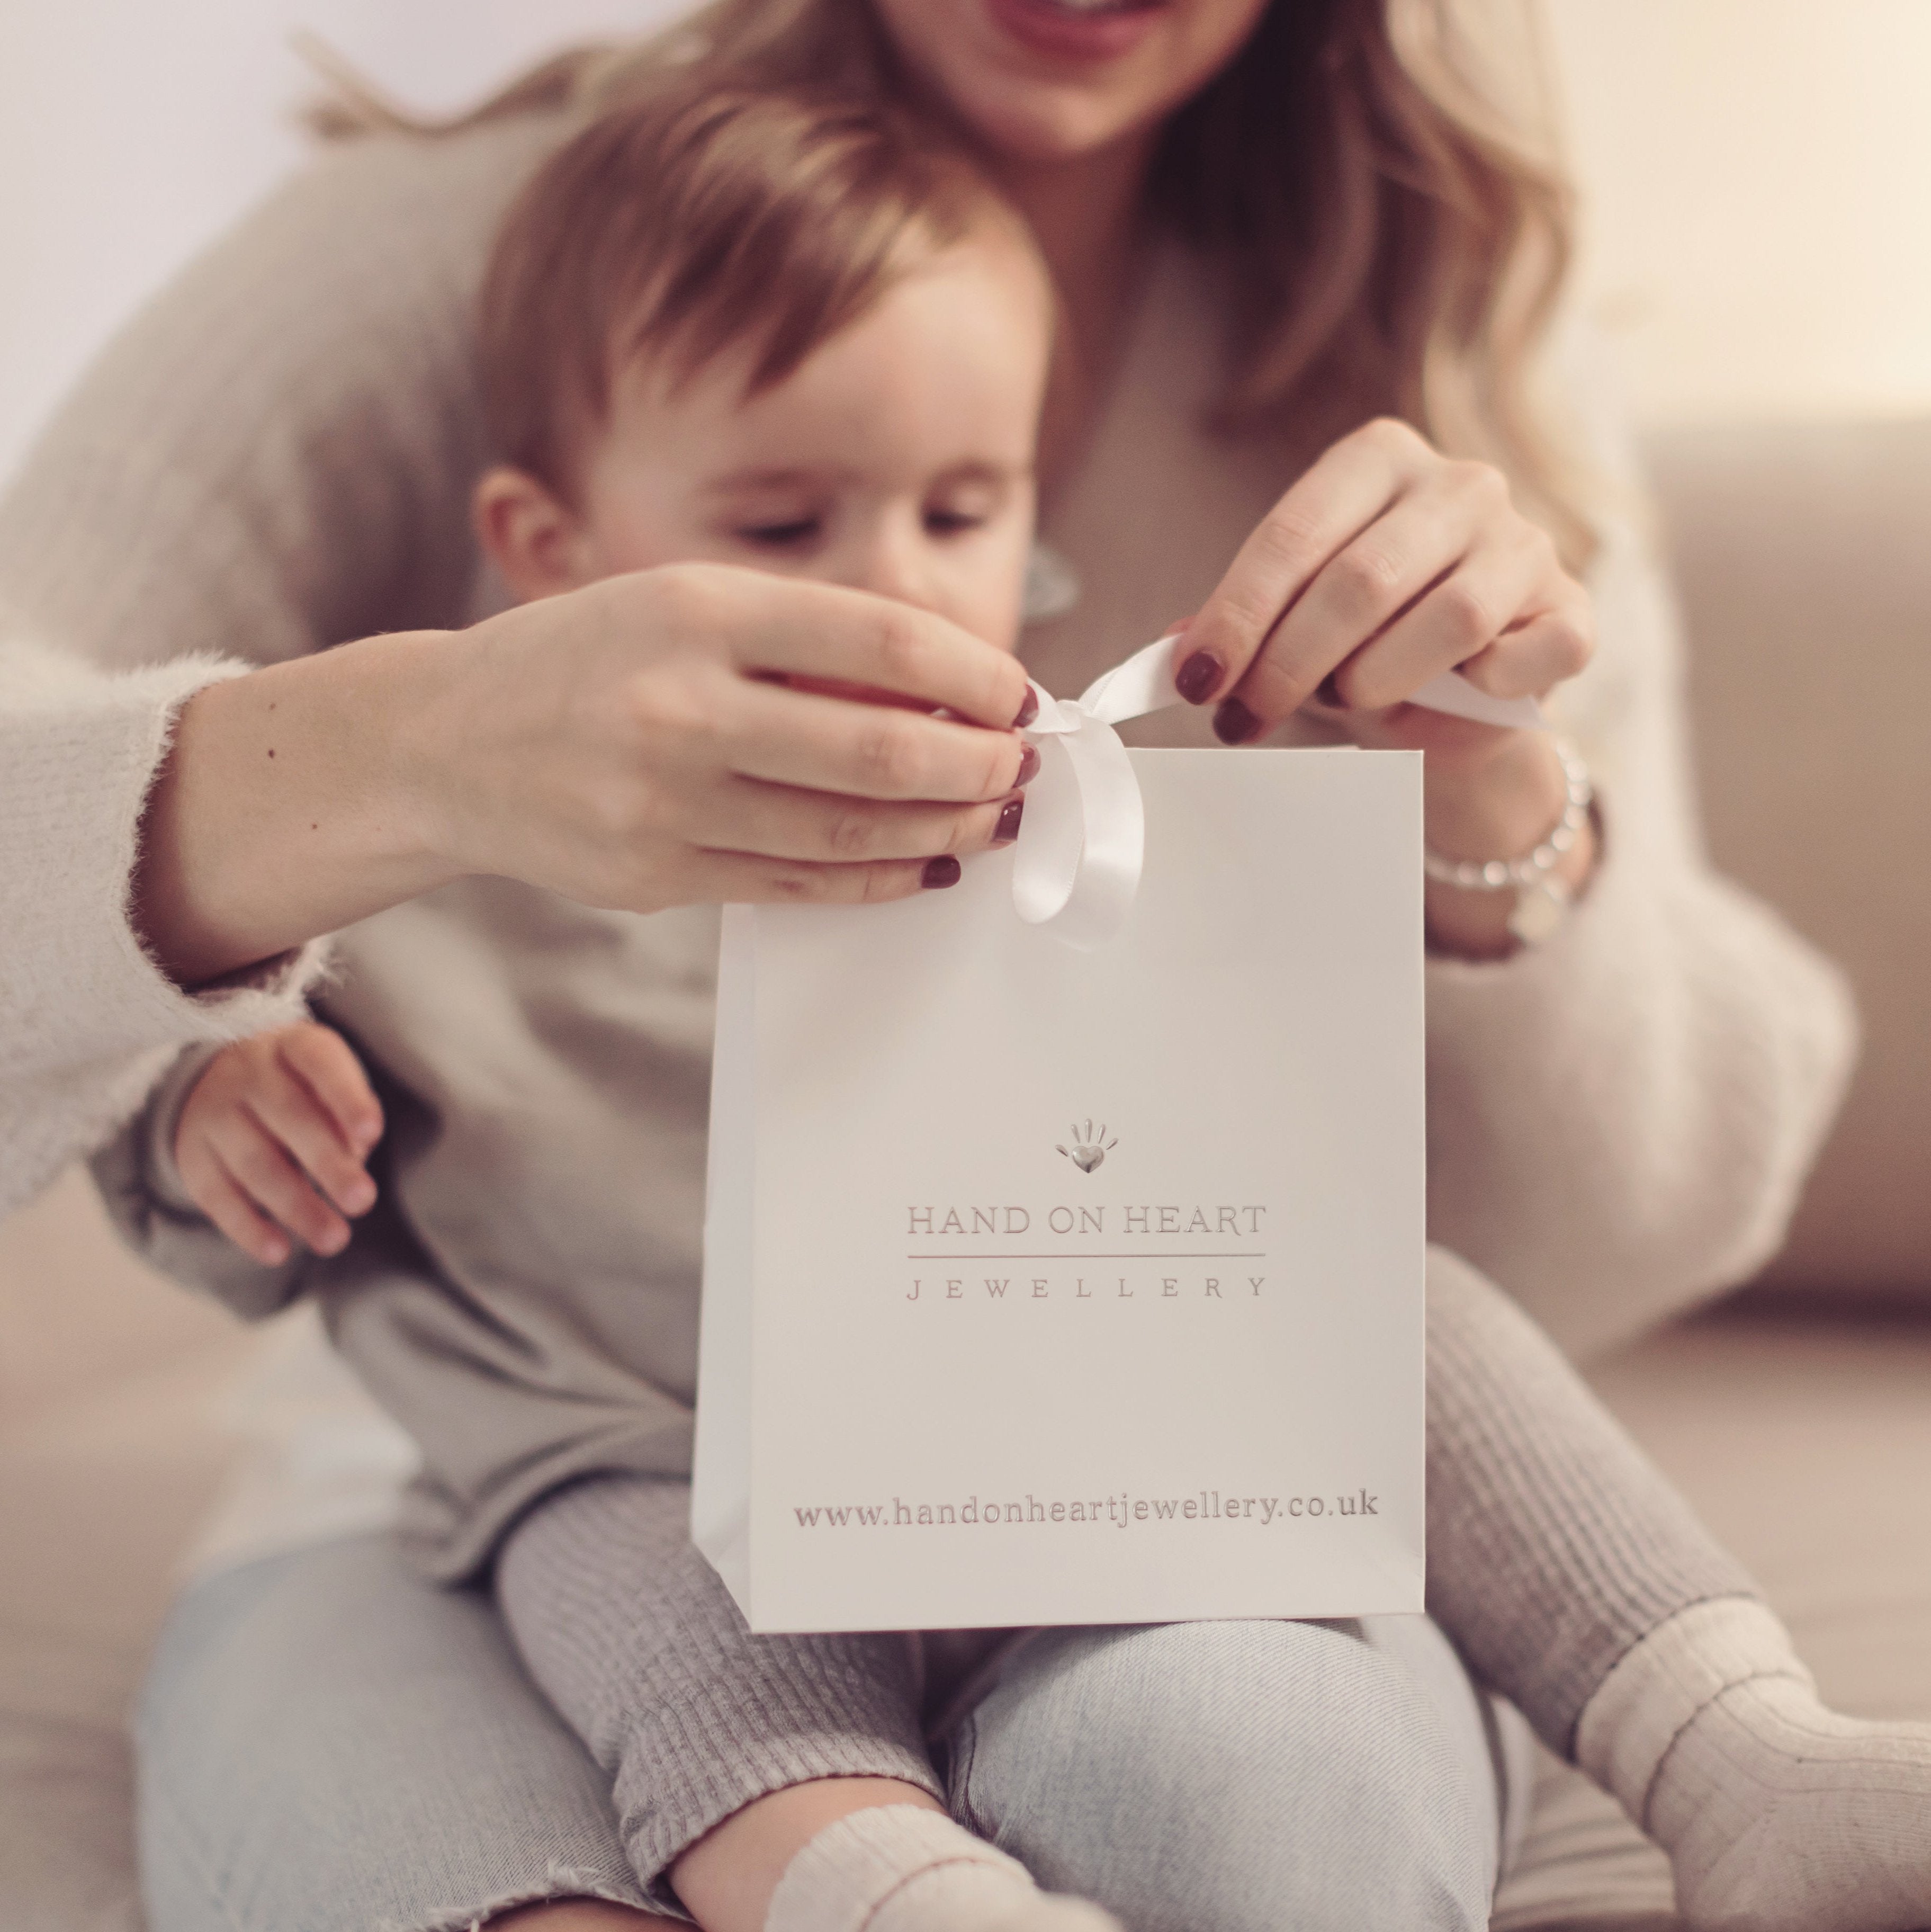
top-left (947, 77), bottom-right (1156, 168)
top-left (876, 0), bottom-right (1235, 171)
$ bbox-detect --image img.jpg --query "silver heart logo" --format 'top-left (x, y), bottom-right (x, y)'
top-left (1056, 1121), bottom-right (1117, 1173)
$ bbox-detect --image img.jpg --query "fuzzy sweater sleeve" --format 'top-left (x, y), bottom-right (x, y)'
top-left (0, 116), bottom-right (562, 1221)
top-left (1423, 375), bottom-right (1857, 1358)
top-left (0, 633), bottom-right (329, 1218)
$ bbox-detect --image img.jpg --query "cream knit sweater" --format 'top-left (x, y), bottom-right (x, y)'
top-left (0, 116), bottom-right (1855, 1554)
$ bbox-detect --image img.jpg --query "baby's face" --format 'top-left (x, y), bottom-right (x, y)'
top-left (482, 226), bottom-right (1052, 654)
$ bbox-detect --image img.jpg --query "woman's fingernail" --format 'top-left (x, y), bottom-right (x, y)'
top-left (1016, 743), bottom-right (1041, 786)
top-left (1213, 696), bottom-right (1263, 745)
top-left (993, 797), bottom-right (1025, 845)
top-left (1174, 649), bottom-right (1223, 705)
top-left (1012, 688), bottom-right (1039, 729)
top-left (922, 856), bottom-right (962, 889)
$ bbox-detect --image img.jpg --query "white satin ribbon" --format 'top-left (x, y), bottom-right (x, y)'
top-left (1010, 637), bottom-right (1544, 950)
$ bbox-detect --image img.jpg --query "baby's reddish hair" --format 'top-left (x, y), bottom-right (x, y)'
top-left (479, 84), bottom-right (1035, 499)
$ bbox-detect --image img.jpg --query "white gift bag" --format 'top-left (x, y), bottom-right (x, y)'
top-left (693, 640), bottom-right (1535, 1633)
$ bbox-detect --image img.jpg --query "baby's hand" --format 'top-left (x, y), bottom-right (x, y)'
top-left (174, 1022), bottom-right (384, 1266)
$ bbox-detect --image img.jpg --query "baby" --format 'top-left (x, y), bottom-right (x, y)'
top-left (104, 82), bottom-right (1931, 1932)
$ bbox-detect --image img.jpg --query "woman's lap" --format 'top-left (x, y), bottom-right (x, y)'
top-left (137, 1527), bottom-right (1523, 1932)
top-left (135, 1532), bottom-right (648, 1932)
top-left (949, 1615), bottom-right (1530, 1932)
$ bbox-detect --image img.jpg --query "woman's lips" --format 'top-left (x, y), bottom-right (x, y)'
top-left (983, 0), bottom-right (1168, 62)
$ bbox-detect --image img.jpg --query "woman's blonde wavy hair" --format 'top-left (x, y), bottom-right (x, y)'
top-left (303, 0), bottom-right (1593, 567)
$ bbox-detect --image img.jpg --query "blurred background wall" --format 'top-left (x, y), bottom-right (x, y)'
top-left (1544, 1), bottom-right (1931, 425)
top-left (0, 0), bottom-right (686, 481)
top-left (5, 0), bottom-right (1931, 481)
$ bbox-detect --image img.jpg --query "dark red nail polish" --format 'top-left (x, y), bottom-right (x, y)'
top-left (993, 797), bottom-right (1025, 845)
top-left (922, 856), bottom-right (962, 889)
top-left (1174, 650), bottom-right (1223, 705)
top-left (1016, 743), bottom-right (1041, 786)
top-left (1213, 696), bottom-right (1263, 745)
top-left (1012, 687), bottom-right (1039, 729)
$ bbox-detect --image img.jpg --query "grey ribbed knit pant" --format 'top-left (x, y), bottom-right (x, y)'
top-left (495, 1246), bottom-right (1753, 1917)
top-left (1421, 1246), bottom-right (1754, 1751)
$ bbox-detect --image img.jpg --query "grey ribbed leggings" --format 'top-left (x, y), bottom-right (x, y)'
top-left (495, 1246), bottom-right (1752, 1921)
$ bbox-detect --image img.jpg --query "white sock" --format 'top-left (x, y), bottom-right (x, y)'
top-left (762, 1804), bottom-right (1120, 1932)
top-left (1577, 1597), bottom-right (1931, 1931)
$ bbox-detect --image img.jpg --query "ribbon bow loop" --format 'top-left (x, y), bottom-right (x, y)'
top-left (1007, 636), bottom-right (1181, 951)
top-left (1008, 635), bottom-right (1542, 951)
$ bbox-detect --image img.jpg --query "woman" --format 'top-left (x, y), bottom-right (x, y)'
top-left (0, 1), bottom-right (1853, 1928)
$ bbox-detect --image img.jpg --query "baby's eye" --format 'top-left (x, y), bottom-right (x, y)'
top-left (924, 506), bottom-right (987, 538)
top-left (737, 517), bottom-right (823, 548)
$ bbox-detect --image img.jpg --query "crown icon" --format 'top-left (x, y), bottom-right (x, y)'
top-left (1055, 1121), bottom-right (1117, 1173)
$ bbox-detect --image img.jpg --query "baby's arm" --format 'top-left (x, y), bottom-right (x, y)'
top-left (169, 1021), bottom-right (383, 1265)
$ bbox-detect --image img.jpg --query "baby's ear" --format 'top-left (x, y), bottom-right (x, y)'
top-left (472, 465), bottom-right (590, 602)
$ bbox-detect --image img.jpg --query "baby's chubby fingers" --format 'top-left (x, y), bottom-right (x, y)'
top-left (271, 1023), bottom-right (384, 1211)
top-left (181, 1151), bottom-right (304, 1268)
top-left (172, 1023), bottom-right (383, 1266)
top-left (206, 1114), bottom-right (355, 1257)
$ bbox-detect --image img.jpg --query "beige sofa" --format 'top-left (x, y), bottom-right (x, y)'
top-left (4, 416), bottom-right (1929, 1929)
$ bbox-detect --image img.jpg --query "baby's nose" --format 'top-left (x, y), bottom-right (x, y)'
top-left (846, 527), bottom-right (939, 611)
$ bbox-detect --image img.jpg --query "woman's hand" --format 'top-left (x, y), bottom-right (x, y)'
top-left (405, 563), bottom-right (1036, 915)
top-left (1171, 417), bottom-right (1598, 956)
top-left (173, 1022), bottom-right (383, 1266)
top-left (138, 565), bottom-right (1036, 985)
top-left (1173, 417), bottom-right (1592, 740)
top-left (1172, 417), bottom-right (1590, 738)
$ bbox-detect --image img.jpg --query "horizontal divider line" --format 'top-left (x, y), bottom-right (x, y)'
top-left (905, 1253), bottom-right (1268, 1260)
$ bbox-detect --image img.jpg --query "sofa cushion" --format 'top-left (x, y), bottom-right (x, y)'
top-left (1645, 416), bottom-right (1931, 1301)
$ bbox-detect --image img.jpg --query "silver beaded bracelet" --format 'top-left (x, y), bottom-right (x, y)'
top-left (1422, 738), bottom-right (1593, 945)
